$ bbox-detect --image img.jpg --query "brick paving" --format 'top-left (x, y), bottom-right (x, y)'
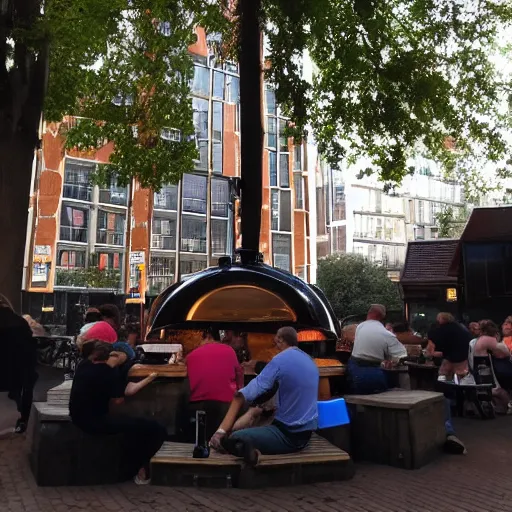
top-left (2, 370), bottom-right (512, 511)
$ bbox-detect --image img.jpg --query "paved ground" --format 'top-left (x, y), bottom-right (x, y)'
top-left (2, 369), bottom-right (512, 511)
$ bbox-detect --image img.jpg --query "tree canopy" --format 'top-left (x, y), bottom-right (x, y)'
top-left (317, 253), bottom-right (403, 319)
top-left (4, 0), bottom-right (511, 190)
top-left (435, 205), bottom-right (469, 238)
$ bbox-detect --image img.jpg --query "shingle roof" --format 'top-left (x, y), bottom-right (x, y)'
top-left (401, 239), bottom-right (459, 284)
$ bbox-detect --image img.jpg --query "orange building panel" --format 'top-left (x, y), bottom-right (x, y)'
top-left (294, 210), bottom-right (306, 268)
top-left (42, 129), bottom-right (65, 171)
top-left (260, 187), bottom-right (270, 262)
top-left (189, 27), bottom-right (208, 57)
top-left (35, 217), bottom-right (57, 246)
top-left (223, 103), bottom-right (239, 177)
top-left (38, 171), bottom-right (62, 217)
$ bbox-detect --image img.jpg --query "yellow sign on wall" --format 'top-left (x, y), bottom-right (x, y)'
top-left (446, 288), bottom-right (457, 302)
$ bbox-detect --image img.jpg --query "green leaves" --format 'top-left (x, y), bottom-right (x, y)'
top-left (265, 0), bottom-right (512, 185)
top-left (317, 253), bottom-right (402, 318)
top-left (44, 0), bottom-right (229, 189)
top-left (37, 0), bottom-right (512, 190)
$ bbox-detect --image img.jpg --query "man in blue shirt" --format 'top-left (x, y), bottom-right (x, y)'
top-left (209, 327), bottom-right (319, 464)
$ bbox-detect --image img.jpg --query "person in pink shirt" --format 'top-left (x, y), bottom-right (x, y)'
top-left (186, 329), bottom-right (244, 441)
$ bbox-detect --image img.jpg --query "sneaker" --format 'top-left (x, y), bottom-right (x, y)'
top-left (458, 374), bottom-right (476, 386)
top-left (14, 419), bottom-right (27, 434)
top-left (444, 435), bottom-right (467, 455)
top-left (133, 475), bottom-right (151, 485)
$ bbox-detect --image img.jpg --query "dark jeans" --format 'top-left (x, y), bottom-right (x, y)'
top-left (73, 415), bottom-right (167, 481)
top-left (188, 400), bottom-right (230, 442)
top-left (8, 370), bottom-right (38, 423)
top-left (347, 357), bottom-right (388, 395)
top-left (225, 420), bottom-right (312, 455)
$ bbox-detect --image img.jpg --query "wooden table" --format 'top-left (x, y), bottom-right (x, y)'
top-left (405, 362), bottom-right (439, 391)
top-left (129, 363), bottom-right (345, 401)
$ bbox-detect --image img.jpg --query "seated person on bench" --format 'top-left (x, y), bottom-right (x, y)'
top-left (186, 328), bottom-right (244, 441)
top-left (69, 341), bottom-right (166, 485)
top-left (209, 327), bottom-right (318, 465)
top-left (347, 304), bottom-right (408, 395)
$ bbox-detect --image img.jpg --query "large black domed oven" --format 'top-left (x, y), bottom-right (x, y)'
top-left (145, 250), bottom-right (341, 360)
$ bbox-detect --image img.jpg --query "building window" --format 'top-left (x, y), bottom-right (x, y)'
top-left (332, 184), bottom-right (346, 221)
top-left (213, 71), bottom-right (225, 99)
top-left (279, 153), bottom-right (290, 188)
top-left (225, 75), bottom-right (239, 104)
top-left (270, 190), bottom-right (291, 232)
top-left (212, 219), bottom-right (228, 255)
top-left (55, 247), bottom-right (87, 287)
top-left (192, 98), bottom-right (209, 170)
top-left (294, 173), bottom-right (304, 209)
top-left (279, 190), bottom-right (292, 232)
top-left (98, 177), bottom-right (127, 206)
top-left (181, 215), bottom-right (207, 253)
top-left (331, 225), bottom-right (346, 253)
top-left (183, 174), bottom-right (207, 214)
top-left (148, 255), bottom-right (176, 295)
top-left (267, 118), bottom-right (277, 148)
top-left (279, 119), bottom-right (288, 153)
top-left (418, 200), bottom-right (424, 224)
top-left (212, 101), bottom-right (223, 174)
top-left (269, 152), bottom-right (277, 186)
top-left (180, 257), bottom-right (207, 276)
top-left (154, 184), bottom-right (178, 211)
top-left (63, 160), bottom-right (93, 201)
top-left (415, 226), bottom-right (425, 240)
top-left (152, 216), bottom-right (177, 250)
top-left (272, 233), bottom-right (291, 272)
top-left (57, 249), bottom-right (86, 269)
top-left (191, 64), bottom-right (210, 97)
top-left (271, 189), bottom-right (279, 231)
top-left (97, 210), bottom-right (125, 245)
top-left (161, 128), bottom-right (181, 142)
top-left (212, 178), bottom-right (229, 217)
top-left (265, 87), bottom-right (276, 116)
top-left (60, 205), bottom-right (88, 242)
top-left (96, 252), bottom-right (121, 270)
top-left (293, 145), bottom-right (302, 170)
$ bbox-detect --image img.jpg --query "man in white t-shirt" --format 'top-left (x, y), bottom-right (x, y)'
top-left (352, 305), bottom-right (407, 363)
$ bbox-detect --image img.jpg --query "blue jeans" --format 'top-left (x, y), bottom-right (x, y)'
top-left (347, 358), bottom-right (389, 395)
top-left (228, 422), bottom-right (311, 455)
top-left (445, 398), bottom-right (456, 436)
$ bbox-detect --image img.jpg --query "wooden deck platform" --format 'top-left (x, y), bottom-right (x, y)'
top-left (150, 433), bottom-right (354, 488)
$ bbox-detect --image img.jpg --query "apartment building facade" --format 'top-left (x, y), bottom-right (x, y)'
top-left (316, 157), bottom-right (465, 280)
top-left (23, 28), bottom-right (315, 328)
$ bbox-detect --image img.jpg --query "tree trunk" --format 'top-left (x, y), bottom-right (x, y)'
top-left (0, 136), bottom-right (35, 312)
top-left (238, 0), bottom-right (264, 252)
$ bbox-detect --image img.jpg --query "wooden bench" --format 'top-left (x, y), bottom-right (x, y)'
top-left (345, 390), bottom-right (445, 469)
top-left (30, 402), bottom-right (125, 486)
top-left (151, 433), bottom-right (354, 488)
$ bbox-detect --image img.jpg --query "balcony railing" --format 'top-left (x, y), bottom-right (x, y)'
top-left (152, 235), bottom-right (176, 250)
top-left (60, 226), bottom-right (88, 243)
top-left (181, 238), bottom-right (207, 253)
top-left (97, 231), bottom-right (124, 246)
top-left (63, 183), bottom-right (92, 202)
